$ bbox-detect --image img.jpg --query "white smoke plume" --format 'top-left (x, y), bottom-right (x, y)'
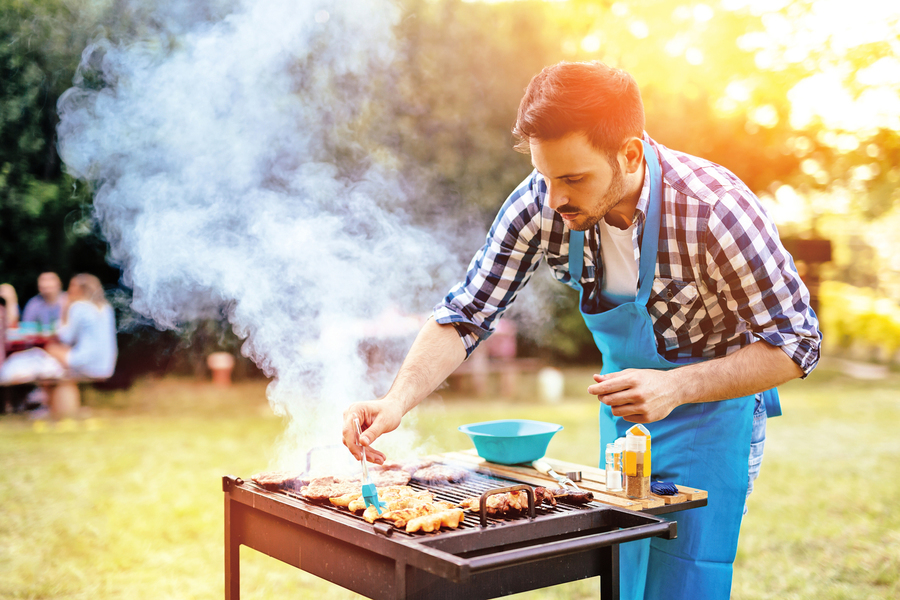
top-left (56, 0), bottom-right (463, 472)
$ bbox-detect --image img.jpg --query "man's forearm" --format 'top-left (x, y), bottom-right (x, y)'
top-left (673, 340), bottom-right (803, 405)
top-left (386, 318), bottom-right (468, 413)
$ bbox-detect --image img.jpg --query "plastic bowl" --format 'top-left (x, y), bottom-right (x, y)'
top-left (458, 419), bottom-right (563, 465)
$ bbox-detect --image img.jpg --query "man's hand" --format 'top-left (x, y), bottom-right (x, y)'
top-left (339, 318), bottom-right (467, 464)
top-left (588, 369), bottom-right (682, 423)
top-left (588, 341), bottom-right (806, 422)
top-left (342, 399), bottom-right (406, 465)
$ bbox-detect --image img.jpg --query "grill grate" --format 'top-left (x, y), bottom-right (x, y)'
top-left (278, 468), bottom-right (591, 535)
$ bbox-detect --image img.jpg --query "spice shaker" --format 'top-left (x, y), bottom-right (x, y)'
top-left (624, 434), bottom-right (650, 499)
top-left (605, 438), bottom-right (624, 492)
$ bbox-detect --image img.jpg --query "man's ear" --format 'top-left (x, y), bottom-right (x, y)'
top-left (620, 137), bottom-right (644, 175)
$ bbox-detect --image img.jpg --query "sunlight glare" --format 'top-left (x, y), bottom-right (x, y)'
top-left (581, 34), bottom-right (602, 53)
top-left (684, 48), bottom-right (704, 65)
top-left (693, 4), bottom-right (714, 22)
top-left (628, 20), bottom-right (649, 39)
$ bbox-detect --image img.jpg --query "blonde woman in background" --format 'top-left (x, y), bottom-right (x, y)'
top-left (41, 274), bottom-right (117, 418)
top-left (0, 283), bottom-right (19, 328)
top-left (45, 274), bottom-right (117, 379)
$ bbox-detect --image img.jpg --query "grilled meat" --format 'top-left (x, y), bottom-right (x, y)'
top-left (459, 490), bottom-right (532, 515)
top-left (545, 487), bottom-right (594, 504)
top-left (370, 470), bottom-right (411, 487)
top-left (329, 491), bottom-right (362, 508)
top-left (250, 470), bottom-right (304, 492)
top-left (533, 486), bottom-right (556, 506)
top-left (406, 508), bottom-right (465, 533)
top-left (355, 488), bottom-right (434, 516)
top-left (411, 465), bottom-right (470, 485)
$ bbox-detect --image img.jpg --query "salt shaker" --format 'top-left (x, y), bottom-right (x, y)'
top-left (605, 439), bottom-right (624, 492)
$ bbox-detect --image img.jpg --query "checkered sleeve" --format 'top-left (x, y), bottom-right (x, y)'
top-left (704, 189), bottom-right (821, 376)
top-left (433, 174), bottom-right (545, 357)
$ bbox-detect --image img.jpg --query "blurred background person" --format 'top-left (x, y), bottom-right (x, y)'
top-left (0, 283), bottom-right (19, 329)
top-left (41, 274), bottom-right (117, 418)
top-left (21, 272), bottom-right (67, 328)
top-left (45, 274), bottom-right (118, 380)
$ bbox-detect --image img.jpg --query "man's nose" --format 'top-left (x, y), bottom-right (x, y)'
top-left (546, 182), bottom-right (567, 210)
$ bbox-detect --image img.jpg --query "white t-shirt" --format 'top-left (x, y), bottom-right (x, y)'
top-left (598, 218), bottom-right (638, 307)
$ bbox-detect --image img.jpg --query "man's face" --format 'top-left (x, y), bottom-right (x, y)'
top-left (37, 273), bottom-right (61, 301)
top-left (530, 132), bottom-right (626, 231)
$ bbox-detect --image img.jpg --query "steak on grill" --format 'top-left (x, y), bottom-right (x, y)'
top-left (411, 465), bottom-right (470, 484)
top-left (250, 470), bottom-right (304, 491)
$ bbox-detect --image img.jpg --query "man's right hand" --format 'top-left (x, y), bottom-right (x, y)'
top-left (340, 317), bottom-right (468, 465)
top-left (342, 399), bottom-right (405, 465)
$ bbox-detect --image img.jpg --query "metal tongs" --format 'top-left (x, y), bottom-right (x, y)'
top-left (532, 458), bottom-right (581, 491)
top-left (354, 417), bottom-right (387, 515)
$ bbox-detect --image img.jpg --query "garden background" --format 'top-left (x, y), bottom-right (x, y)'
top-left (2, 0), bottom-right (899, 597)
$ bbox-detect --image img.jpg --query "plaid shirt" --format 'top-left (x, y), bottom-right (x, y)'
top-left (434, 135), bottom-right (821, 376)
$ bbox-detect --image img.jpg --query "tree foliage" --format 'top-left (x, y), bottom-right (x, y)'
top-left (1, 0), bottom-right (898, 369)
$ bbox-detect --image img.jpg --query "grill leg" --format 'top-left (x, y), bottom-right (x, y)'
top-left (225, 495), bottom-right (240, 600)
top-left (599, 544), bottom-right (620, 600)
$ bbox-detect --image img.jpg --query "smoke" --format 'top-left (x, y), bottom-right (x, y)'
top-left (57, 0), bottom-right (463, 472)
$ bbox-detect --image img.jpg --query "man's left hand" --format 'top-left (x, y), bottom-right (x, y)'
top-left (588, 369), bottom-right (682, 423)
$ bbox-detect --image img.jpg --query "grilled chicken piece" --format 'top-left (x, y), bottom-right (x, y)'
top-left (533, 486), bottom-right (556, 506)
top-left (329, 492), bottom-right (362, 508)
top-left (406, 508), bottom-right (465, 533)
top-left (367, 503), bottom-right (431, 526)
top-left (364, 498), bottom-right (455, 526)
top-left (458, 490), bottom-right (531, 515)
top-left (350, 486), bottom-right (428, 514)
top-left (357, 488), bottom-right (435, 520)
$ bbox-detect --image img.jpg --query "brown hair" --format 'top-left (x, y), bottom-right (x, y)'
top-left (70, 274), bottom-right (108, 309)
top-left (513, 61), bottom-right (645, 158)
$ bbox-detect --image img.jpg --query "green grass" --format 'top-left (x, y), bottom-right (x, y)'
top-left (0, 364), bottom-right (897, 599)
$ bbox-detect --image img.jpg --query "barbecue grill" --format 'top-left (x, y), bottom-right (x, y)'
top-left (223, 462), bottom-right (707, 599)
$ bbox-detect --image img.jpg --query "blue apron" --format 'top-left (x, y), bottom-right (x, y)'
top-left (566, 141), bottom-right (779, 599)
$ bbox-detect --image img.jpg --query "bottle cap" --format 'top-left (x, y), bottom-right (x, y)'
top-left (625, 435), bottom-right (646, 452)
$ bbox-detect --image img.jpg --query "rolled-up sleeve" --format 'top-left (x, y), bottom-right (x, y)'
top-left (705, 191), bottom-right (821, 376)
top-left (433, 174), bottom-right (545, 357)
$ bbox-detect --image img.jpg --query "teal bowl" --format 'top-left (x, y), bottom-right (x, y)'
top-left (458, 419), bottom-right (563, 465)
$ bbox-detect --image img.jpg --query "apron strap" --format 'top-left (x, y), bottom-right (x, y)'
top-left (635, 140), bottom-right (663, 305)
top-left (567, 230), bottom-right (585, 284)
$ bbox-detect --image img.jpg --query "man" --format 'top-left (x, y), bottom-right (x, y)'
top-left (342, 61), bottom-right (820, 599)
top-left (21, 272), bottom-right (67, 327)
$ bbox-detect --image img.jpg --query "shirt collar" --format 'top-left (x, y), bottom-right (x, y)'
top-left (632, 160), bottom-right (651, 227)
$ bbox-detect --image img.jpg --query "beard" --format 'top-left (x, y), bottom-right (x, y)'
top-left (561, 160), bottom-right (627, 232)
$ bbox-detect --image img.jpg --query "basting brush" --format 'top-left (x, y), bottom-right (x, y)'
top-left (354, 417), bottom-right (387, 514)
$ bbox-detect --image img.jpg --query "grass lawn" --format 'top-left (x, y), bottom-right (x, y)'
top-left (1, 362), bottom-right (898, 599)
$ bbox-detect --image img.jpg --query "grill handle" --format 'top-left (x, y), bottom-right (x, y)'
top-left (466, 519), bottom-right (677, 574)
top-left (477, 484), bottom-right (535, 528)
